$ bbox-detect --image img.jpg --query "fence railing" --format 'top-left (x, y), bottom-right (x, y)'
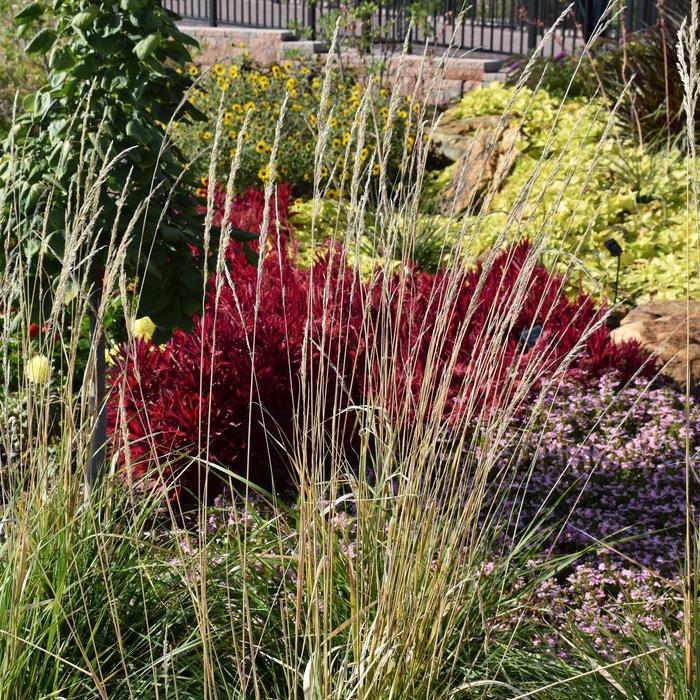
top-left (164, 0), bottom-right (658, 55)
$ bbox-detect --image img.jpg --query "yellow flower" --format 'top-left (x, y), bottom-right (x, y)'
top-left (292, 103), bottom-right (302, 111)
top-left (372, 163), bottom-right (381, 176)
top-left (195, 187), bottom-right (207, 197)
top-left (232, 102), bottom-right (243, 113)
top-left (259, 76), bottom-right (270, 89)
top-left (320, 166), bottom-right (328, 178)
top-left (326, 188), bottom-right (338, 200)
top-left (294, 197), bottom-right (304, 206)
top-left (312, 77), bottom-right (321, 89)
top-left (380, 87), bottom-right (388, 97)
top-left (283, 60), bottom-right (293, 72)
top-left (255, 140), bottom-right (268, 154)
top-left (290, 88), bottom-right (298, 99)
top-left (407, 135), bottom-right (415, 151)
top-left (228, 129), bottom-right (238, 140)
top-left (398, 109), bottom-right (408, 119)
top-left (243, 101), bottom-right (255, 112)
top-left (133, 316), bottom-right (156, 341)
top-left (213, 64), bottom-right (226, 76)
top-left (342, 132), bottom-right (350, 145)
top-left (176, 66), bottom-right (182, 74)
top-left (412, 102), bottom-right (420, 113)
top-left (271, 65), bottom-right (283, 79)
top-left (329, 117), bottom-right (337, 128)
top-left (218, 78), bottom-right (230, 91)
top-left (332, 138), bottom-right (341, 148)
top-left (309, 114), bottom-right (317, 127)
top-left (360, 147), bottom-right (369, 162)
top-left (258, 165), bottom-right (270, 182)
top-left (201, 131), bottom-right (212, 141)
top-left (286, 77), bottom-right (297, 91)
top-left (303, 172), bottom-right (311, 182)
top-left (223, 112), bottom-right (233, 125)
top-left (188, 65), bottom-right (199, 76)
top-left (380, 106), bottom-right (389, 118)
top-left (241, 130), bottom-right (249, 140)
top-left (26, 355), bottom-right (51, 384)
top-left (300, 66), bottom-right (311, 75)
top-left (228, 64), bottom-right (239, 78)
top-left (230, 147), bottom-right (238, 157)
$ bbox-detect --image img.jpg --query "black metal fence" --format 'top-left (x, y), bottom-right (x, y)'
top-left (163, 0), bottom-right (659, 55)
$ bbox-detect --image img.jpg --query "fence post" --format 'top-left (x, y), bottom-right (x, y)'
top-left (527, 0), bottom-right (538, 51)
top-left (308, 0), bottom-right (316, 40)
top-left (209, 0), bottom-right (218, 27)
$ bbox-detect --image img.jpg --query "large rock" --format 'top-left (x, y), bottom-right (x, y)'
top-left (438, 123), bottom-right (519, 216)
top-left (433, 113), bottom-right (508, 162)
top-left (611, 300), bottom-right (700, 392)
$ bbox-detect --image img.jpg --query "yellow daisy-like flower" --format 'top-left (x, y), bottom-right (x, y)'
top-left (326, 189), bottom-right (338, 200)
top-left (303, 172), bottom-right (311, 182)
top-left (360, 147), bottom-right (369, 162)
top-left (132, 316), bottom-right (156, 341)
top-left (188, 65), bottom-right (199, 76)
top-left (407, 135), bottom-right (415, 151)
top-left (290, 88), bottom-right (298, 99)
top-left (255, 140), bottom-right (268, 154)
top-left (320, 166), bottom-right (328, 178)
top-left (213, 64), bottom-right (226, 76)
top-left (286, 77), bottom-right (297, 91)
top-left (342, 132), bottom-right (350, 145)
top-left (230, 147), bottom-right (238, 157)
top-left (398, 109), bottom-right (408, 119)
top-left (195, 187), bottom-right (207, 197)
top-left (240, 130), bottom-right (250, 140)
top-left (372, 163), bottom-right (381, 176)
top-left (300, 66), bottom-right (311, 75)
top-left (259, 76), bottom-right (270, 89)
top-left (329, 117), bottom-right (337, 128)
top-left (271, 65), bottom-right (283, 79)
top-left (26, 355), bottom-right (51, 384)
top-left (309, 114), bottom-right (317, 127)
top-left (258, 165), bottom-right (269, 181)
top-left (311, 77), bottom-right (321, 89)
top-left (243, 101), bottom-right (255, 112)
top-left (232, 102), bottom-right (243, 113)
top-left (228, 64), bottom-right (239, 78)
top-left (218, 79), bottom-right (230, 92)
top-left (332, 138), bottom-right (341, 148)
top-left (201, 131), bottom-right (212, 141)
top-left (223, 112), bottom-right (233, 125)
top-left (282, 60), bottom-right (293, 72)
top-left (379, 87), bottom-right (388, 97)
top-left (380, 106), bottom-right (389, 118)
top-left (228, 129), bottom-right (238, 140)
top-left (412, 102), bottom-right (420, 113)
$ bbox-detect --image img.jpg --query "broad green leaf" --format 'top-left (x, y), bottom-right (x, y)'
top-left (14, 1), bottom-right (44, 25)
top-left (133, 32), bottom-right (160, 60)
top-left (25, 27), bottom-right (57, 55)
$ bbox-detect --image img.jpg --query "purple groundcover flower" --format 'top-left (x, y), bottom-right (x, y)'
top-left (485, 373), bottom-right (700, 572)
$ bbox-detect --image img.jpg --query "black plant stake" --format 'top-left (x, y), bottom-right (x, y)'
top-left (604, 238), bottom-right (623, 304)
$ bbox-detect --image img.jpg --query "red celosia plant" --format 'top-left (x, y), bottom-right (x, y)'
top-left (108, 191), bottom-right (652, 499)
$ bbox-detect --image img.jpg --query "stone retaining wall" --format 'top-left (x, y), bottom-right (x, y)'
top-left (182, 25), bottom-right (507, 105)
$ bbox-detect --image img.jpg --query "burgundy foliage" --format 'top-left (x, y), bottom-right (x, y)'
top-left (108, 188), bottom-right (652, 498)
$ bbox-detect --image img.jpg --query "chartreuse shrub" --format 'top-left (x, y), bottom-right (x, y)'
top-left (176, 56), bottom-right (419, 195)
top-left (425, 82), bottom-right (699, 304)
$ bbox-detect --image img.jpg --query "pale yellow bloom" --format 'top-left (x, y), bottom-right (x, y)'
top-left (26, 355), bottom-right (51, 384)
top-left (132, 316), bottom-right (156, 341)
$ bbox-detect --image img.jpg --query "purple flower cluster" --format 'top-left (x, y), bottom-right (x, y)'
top-left (488, 373), bottom-right (700, 571)
top-left (482, 558), bottom-right (684, 658)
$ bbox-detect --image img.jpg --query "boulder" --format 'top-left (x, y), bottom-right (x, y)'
top-left (433, 113), bottom-right (507, 162)
top-left (439, 123), bottom-right (519, 216)
top-left (611, 300), bottom-right (700, 392)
